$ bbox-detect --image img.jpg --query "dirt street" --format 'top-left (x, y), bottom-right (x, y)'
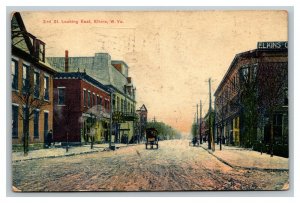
top-left (12, 140), bottom-right (288, 192)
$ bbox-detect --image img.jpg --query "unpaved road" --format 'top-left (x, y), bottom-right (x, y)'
top-left (12, 140), bottom-right (288, 191)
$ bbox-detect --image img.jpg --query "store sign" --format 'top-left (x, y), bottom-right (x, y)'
top-left (257, 41), bottom-right (288, 49)
top-left (112, 111), bottom-right (124, 123)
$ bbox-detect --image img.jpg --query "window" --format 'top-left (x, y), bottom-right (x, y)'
top-left (44, 112), bottom-right (49, 140)
top-left (12, 105), bottom-right (18, 138)
top-left (87, 91), bottom-right (91, 107)
top-left (105, 100), bottom-right (110, 111)
top-left (117, 97), bottom-right (120, 111)
top-left (121, 99), bottom-right (124, 112)
top-left (252, 64), bottom-right (258, 81)
top-left (100, 97), bottom-right (103, 110)
top-left (96, 95), bottom-right (99, 108)
top-left (113, 95), bottom-right (116, 110)
top-left (92, 93), bottom-right (95, 107)
top-left (34, 109), bottom-right (39, 138)
top-left (44, 76), bottom-right (49, 100)
top-left (34, 71), bottom-right (40, 98)
top-left (83, 89), bottom-right (87, 106)
top-left (241, 66), bottom-right (249, 82)
top-left (58, 87), bottom-right (65, 105)
top-left (11, 59), bottom-right (18, 90)
top-left (22, 64), bottom-right (29, 93)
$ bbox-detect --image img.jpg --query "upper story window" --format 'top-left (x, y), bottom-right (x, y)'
top-left (33, 71), bottom-right (40, 98)
top-left (11, 59), bottom-right (18, 90)
top-left (22, 64), bottom-right (30, 93)
top-left (92, 93), bottom-right (95, 107)
top-left (44, 76), bottom-right (49, 100)
top-left (83, 89), bottom-right (87, 107)
top-left (252, 64), bottom-right (258, 81)
top-left (240, 66), bottom-right (249, 83)
top-left (105, 99), bottom-right (109, 111)
top-left (87, 91), bottom-right (91, 108)
top-left (113, 95), bottom-right (116, 109)
top-left (121, 99), bottom-right (124, 112)
top-left (96, 95), bottom-right (99, 108)
top-left (117, 97), bottom-right (120, 111)
top-left (58, 87), bottom-right (65, 105)
top-left (34, 39), bottom-right (45, 62)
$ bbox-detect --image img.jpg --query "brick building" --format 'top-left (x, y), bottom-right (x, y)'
top-left (214, 42), bottom-right (288, 156)
top-left (11, 12), bottom-right (56, 150)
top-left (53, 72), bottom-right (111, 145)
top-left (47, 52), bottom-right (137, 144)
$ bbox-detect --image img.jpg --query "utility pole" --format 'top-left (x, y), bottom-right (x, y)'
top-left (197, 103), bottom-right (199, 143)
top-left (208, 78), bottom-right (215, 151)
top-left (199, 100), bottom-right (202, 144)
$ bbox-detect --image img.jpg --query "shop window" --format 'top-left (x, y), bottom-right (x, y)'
top-left (34, 109), bottom-right (39, 138)
top-left (12, 105), bottom-right (18, 138)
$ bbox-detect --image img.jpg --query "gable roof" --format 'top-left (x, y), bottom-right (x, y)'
top-left (11, 12), bottom-right (56, 74)
top-left (11, 12), bottom-right (32, 54)
top-left (140, 104), bottom-right (147, 112)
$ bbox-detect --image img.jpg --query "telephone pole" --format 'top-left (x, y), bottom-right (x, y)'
top-left (197, 103), bottom-right (199, 142)
top-left (199, 100), bottom-right (202, 144)
top-left (208, 78), bottom-right (215, 151)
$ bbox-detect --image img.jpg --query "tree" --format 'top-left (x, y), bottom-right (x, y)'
top-left (239, 64), bottom-right (259, 148)
top-left (191, 122), bottom-right (197, 140)
top-left (15, 66), bottom-right (49, 156)
top-left (147, 121), bottom-right (181, 140)
top-left (257, 62), bottom-right (288, 157)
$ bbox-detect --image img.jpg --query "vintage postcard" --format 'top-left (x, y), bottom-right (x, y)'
top-left (11, 10), bottom-right (288, 192)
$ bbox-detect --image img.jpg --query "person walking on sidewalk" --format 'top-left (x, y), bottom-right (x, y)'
top-left (47, 130), bottom-right (53, 148)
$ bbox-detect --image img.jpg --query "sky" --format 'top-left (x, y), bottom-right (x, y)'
top-left (20, 10), bottom-right (288, 134)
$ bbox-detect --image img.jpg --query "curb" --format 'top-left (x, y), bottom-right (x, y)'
top-left (12, 144), bottom-right (138, 163)
top-left (12, 148), bottom-right (105, 163)
top-left (200, 145), bottom-right (289, 172)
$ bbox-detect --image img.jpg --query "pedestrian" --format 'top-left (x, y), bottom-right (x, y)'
top-left (47, 130), bottom-right (53, 148)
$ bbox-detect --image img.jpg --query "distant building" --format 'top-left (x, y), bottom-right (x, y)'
top-left (11, 12), bottom-right (56, 149)
top-left (136, 104), bottom-right (148, 142)
top-left (53, 72), bottom-right (111, 145)
top-left (47, 52), bottom-right (137, 144)
top-left (214, 42), bottom-right (288, 156)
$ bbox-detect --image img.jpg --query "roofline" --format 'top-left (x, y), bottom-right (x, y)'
top-left (106, 84), bottom-right (136, 103)
top-left (214, 49), bottom-right (257, 96)
top-left (12, 46), bottom-right (57, 74)
top-left (54, 72), bottom-right (111, 93)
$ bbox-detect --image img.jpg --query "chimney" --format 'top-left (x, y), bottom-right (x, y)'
top-left (65, 50), bottom-right (69, 72)
top-left (127, 77), bottom-right (132, 84)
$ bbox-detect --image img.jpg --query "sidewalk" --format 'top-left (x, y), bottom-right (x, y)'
top-left (12, 143), bottom-right (136, 162)
top-left (199, 143), bottom-right (288, 171)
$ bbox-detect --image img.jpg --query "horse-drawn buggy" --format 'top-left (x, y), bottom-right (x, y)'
top-left (145, 128), bottom-right (159, 149)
